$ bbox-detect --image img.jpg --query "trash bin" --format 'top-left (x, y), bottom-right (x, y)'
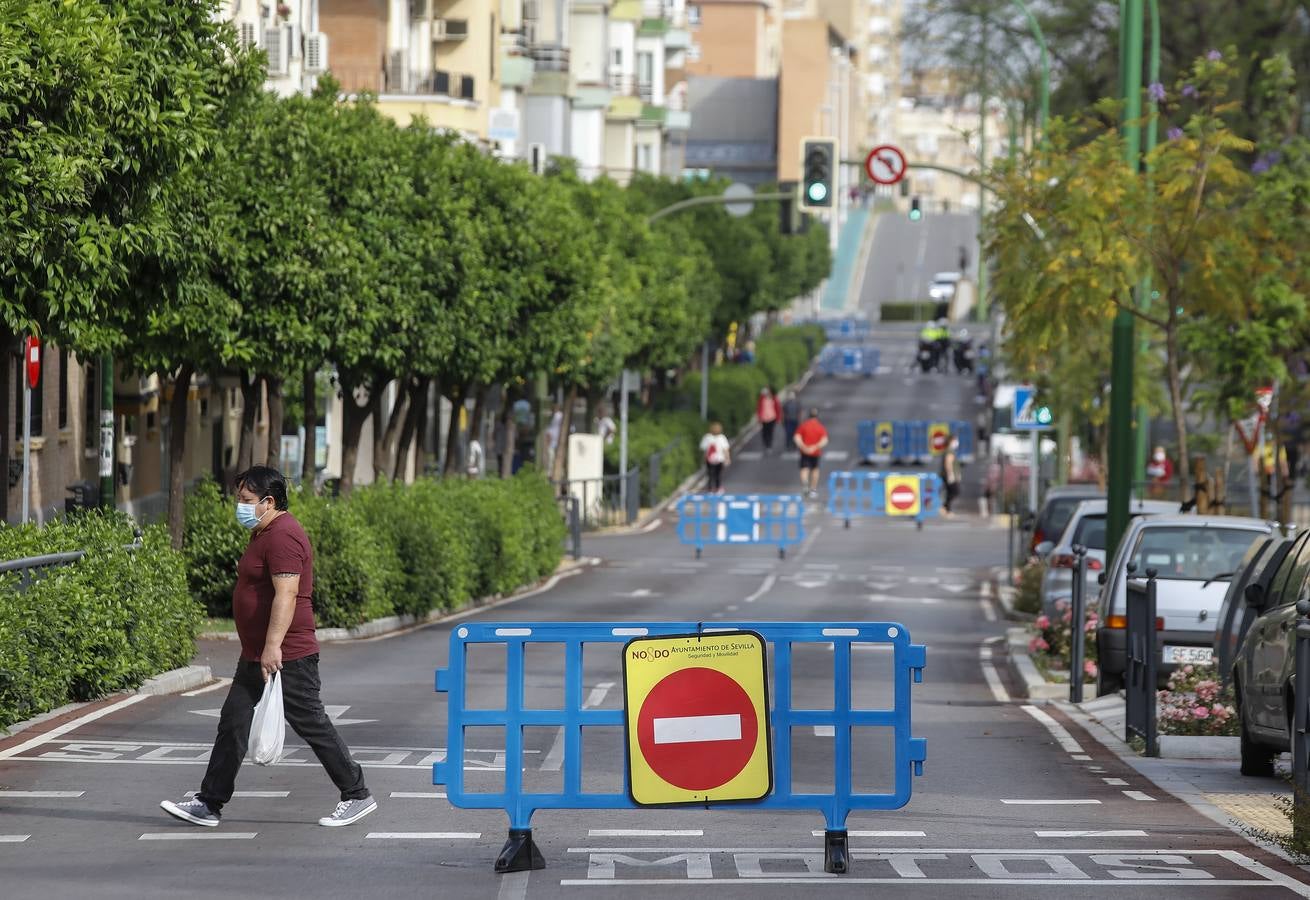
top-left (65, 480), bottom-right (99, 515)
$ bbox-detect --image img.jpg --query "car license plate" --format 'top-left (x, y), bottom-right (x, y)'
top-left (1162, 645), bottom-right (1213, 665)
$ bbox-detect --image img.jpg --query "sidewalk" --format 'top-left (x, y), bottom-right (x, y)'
top-left (1060, 691), bottom-right (1295, 847)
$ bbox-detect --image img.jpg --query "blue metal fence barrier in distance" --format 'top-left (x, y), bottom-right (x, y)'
top-left (434, 620), bottom-right (928, 875)
top-left (827, 471), bottom-right (945, 530)
top-left (818, 344), bottom-right (880, 378)
top-left (676, 493), bottom-right (804, 559)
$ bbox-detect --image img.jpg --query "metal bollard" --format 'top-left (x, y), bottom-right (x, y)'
top-left (1294, 598), bottom-right (1310, 840)
top-left (1007, 503), bottom-right (1016, 586)
top-left (1069, 544), bottom-right (1088, 704)
top-left (1124, 570), bottom-right (1159, 757)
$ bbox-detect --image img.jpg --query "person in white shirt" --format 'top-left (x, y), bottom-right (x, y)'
top-left (595, 405), bottom-right (617, 445)
top-left (699, 422), bottom-right (731, 494)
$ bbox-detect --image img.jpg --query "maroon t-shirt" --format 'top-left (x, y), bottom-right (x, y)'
top-left (233, 512), bottom-right (319, 662)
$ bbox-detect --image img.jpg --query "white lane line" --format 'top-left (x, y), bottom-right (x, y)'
top-left (180, 678), bottom-right (232, 697)
top-left (589, 830), bottom-right (704, 837)
top-left (0, 835), bottom-right (31, 843)
top-left (744, 573), bottom-right (776, 604)
top-left (1020, 704), bottom-right (1085, 754)
top-left (1102, 778), bottom-right (1128, 786)
top-left (979, 596), bottom-right (997, 622)
top-left (1087, 766), bottom-right (1106, 772)
top-left (186, 791), bottom-right (287, 799)
top-left (0, 791), bottom-right (85, 798)
top-left (1219, 849), bottom-right (1310, 899)
top-left (365, 832), bottom-right (480, 840)
top-left (139, 832), bottom-right (257, 841)
top-left (1071, 754), bottom-right (1092, 761)
top-left (726, 604), bottom-right (739, 612)
top-left (544, 682), bottom-right (614, 771)
top-left (978, 639), bottom-right (1009, 703)
top-left (0, 694), bottom-right (148, 761)
top-left (497, 871), bottom-right (530, 900)
top-left (810, 830), bottom-right (925, 838)
top-left (560, 878), bottom-right (1279, 887)
top-left (1000, 799), bottom-right (1101, 805)
top-left (1035, 830), bottom-right (1148, 838)
top-left (389, 791), bottom-right (447, 799)
top-left (635, 517), bottom-right (663, 535)
top-left (1123, 790), bottom-right (1157, 801)
top-left (796, 526), bottom-right (823, 559)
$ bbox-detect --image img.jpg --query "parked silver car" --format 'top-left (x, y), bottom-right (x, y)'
top-left (1095, 514), bottom-right (1275, 695)
top-left (1036, 498), bottom-right (1179, 616)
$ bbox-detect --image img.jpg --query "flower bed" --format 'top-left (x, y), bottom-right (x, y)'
top-left (1027, 598), bottom-right (1099, 682)
top-left (1157, 664), bottom-right (1238, 736)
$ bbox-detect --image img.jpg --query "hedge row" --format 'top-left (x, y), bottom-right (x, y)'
top-left (0, 515), bottom-right (197, 730)
top-left (185, 471), bottom-right (564, 626)
top-left (606, 324), bottom-right (827, 504)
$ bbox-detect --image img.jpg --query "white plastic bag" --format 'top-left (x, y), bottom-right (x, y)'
top-left (248, 671), bottom-right (285, 766)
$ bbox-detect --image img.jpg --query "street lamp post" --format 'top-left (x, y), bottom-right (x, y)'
top-left (1008, 0), bottom-right (1049, 133)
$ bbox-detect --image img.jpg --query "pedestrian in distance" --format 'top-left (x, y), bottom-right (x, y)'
top-left (757, 386), bottom-right (780, 455)
top-left (466, 435), bottom-right (485, 479)
top-left (594, 404), bottom-right (617, 446)
top-left (160, 466), bottom-right (376, 829)
top-left (700, 421), bottom-right (731, 494)
top-left (941, 433), bottom-right (961, 516)
top-left (794, 408), bottom-right (829, 498)
top-left (781, 391), bottom-right (801, 453)
top-left (1146, 445), bottom-right (1173, 499)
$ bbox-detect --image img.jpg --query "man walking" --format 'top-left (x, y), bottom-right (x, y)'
top-left (161, 466), bottom-right (376, 828)
top-left (781, 391), bottom-right (801, 453)
top-left (941, 433), bottom-right (961, 516)
top-left (793, 408), bottom-right (829, 498)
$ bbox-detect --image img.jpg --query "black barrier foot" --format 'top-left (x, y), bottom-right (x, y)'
top-left (495, 829), bottom-right (545, 873)
top-left (824, 830), bottom-right (849, 875)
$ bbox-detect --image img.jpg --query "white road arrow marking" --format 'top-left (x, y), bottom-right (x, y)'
top-left (190, 705), bottom-right (376, 726)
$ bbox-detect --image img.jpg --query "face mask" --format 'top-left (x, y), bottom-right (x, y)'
top-left (236, 501), bottom-right (264, 530)
top-left (1153, 451), bottom-right (1165, 462)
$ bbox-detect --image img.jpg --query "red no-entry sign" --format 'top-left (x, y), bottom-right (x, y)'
top-left (24, 337), bottom-right (40, 389)
top-left (889, 484), bottom-right (917, 511)
top-left (636, 667), bottom-right (758, 791)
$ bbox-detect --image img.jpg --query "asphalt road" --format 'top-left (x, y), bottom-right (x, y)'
top-left (3, 334), bottom-right (1307, 898)
top-left (860, 212), bottom-right (979, 307)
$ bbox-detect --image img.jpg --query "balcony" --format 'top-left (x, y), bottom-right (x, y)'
top-left (608, 72), bottom-right (636, 95)
top-left (637, 81), bottom-right (654, 103)
top-left (530, 43), bottom-right (570, 72)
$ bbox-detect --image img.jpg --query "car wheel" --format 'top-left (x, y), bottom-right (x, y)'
top-left (1239, 712), bottom-right (1276, 777)
top-left (1096, 666), bottom-right (1123, 697)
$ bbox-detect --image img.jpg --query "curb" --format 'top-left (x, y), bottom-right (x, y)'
top-left (1004, 626), bottom-right (1066, 701)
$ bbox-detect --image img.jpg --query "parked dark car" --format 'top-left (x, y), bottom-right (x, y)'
top-left (1025, 485), bottom-right (1103, 558)
top-left (1213, 535), bottom-right (1290, 686)
top-left (1231, 529), bottom-right (1310, 776)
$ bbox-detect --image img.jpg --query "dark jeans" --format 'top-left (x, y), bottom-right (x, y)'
top-left (706, 462), bottom-right (724, 491)
top-left (783, 419), bottom-right (798, 450)
top-left (761, 420), bottom-right (777, 451)
top-left (945, 481), bottom-right (961, 511)
top-left (197, 655), bottom-right (368, 812)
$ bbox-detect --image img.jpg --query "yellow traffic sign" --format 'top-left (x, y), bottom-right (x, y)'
top-left (885, 475), bottom-right (922, 516)
top-left (623, 631), bottom-right (772, 805)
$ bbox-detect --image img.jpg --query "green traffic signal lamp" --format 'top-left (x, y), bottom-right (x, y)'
top-left (909, 196), bottom-right (922, 221)
top-left (799, 137), bottom-right (836, 212)
top-left (1035, 406), bottom-right (1053, 426)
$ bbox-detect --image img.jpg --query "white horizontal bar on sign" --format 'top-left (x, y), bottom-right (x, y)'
top-left (653, 714), bottom-right (741, 745)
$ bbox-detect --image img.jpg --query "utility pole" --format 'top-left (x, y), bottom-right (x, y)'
top-left (99, 355), bottom-right (115, 510)
top-left (1106, 0), bottom-right (1144, 559)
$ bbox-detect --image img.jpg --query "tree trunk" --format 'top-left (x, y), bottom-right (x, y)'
top-left (166, 363), bottom-right (195, 550)
top-left (377, 379), bottom-right (412, 481)
top-left (499, 385), bottom-right (516, 478)
top-left (443, 384), bottom-right (465, 475)
top-left (550, 385), bottom-right (578, 483)
top-left (393, 378), bottom-right (426, 482)
top-left (337, 377), bottom-right (372, 496)
top-left (0, 322), bottom-right (12, 523)
top-left (469, 384), bottom-right (488, 453)
top-left (1164, 325), bottom-right (1190, 495)
top-left (264, 374), bottom-right (284, 471)
top-left (236, 373), bottom-right (260, 473)
top-left (301, 365), bottom-right (318, 487)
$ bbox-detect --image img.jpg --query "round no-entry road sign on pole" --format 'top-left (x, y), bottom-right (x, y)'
top-left (24, 336), bottom-right (40, 389)
top-left (723, 182), bottom-right (755, 218)
top-left (624, 631), bottom-right (771, 805)
top-left (865, 144), bottom-right (907, 186)
top-left (885, 475), bottom-right (922, 517)
top-left (928, 422), bottom-right (951, 455)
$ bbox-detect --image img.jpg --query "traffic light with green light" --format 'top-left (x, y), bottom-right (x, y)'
top-left (1035, 406), bottom-right (1053, 427)
top-left (909, 196), bottom-right (922, 221)
top-left (799, 137), bottom-right (836, 212)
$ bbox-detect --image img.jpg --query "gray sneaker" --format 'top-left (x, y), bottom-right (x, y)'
top-left (318, 796), bottom-right (377, 827)
top-left (161, 797), bottom-right (220, 827)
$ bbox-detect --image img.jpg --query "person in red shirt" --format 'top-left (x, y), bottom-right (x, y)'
top-left (793, 408), bottom-right (829, 497)
top-left (161, 466), bottom-right (376, 829)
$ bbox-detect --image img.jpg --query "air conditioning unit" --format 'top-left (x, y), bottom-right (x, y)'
top-left (304, 32), bottom-right (329, 73)
top-left (238, 21), bottom-right (260, 51)
top-left (523, 0), bottom-right (540, 20)
top-left (386, 49), bottom-right (410, 92)
top-left (432, 19), bottom-right (470, 41)
top-left (264, 25), bottom-right (292, 76)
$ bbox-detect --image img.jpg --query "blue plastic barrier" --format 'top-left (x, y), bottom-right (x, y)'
top-left (818, 344), bottom-right (880, 377)
top-left (856, 420), bottom-right (976, 464)
top-left (676, 493), bottom-right (804, 559)
top-left (434, 620), bottom-right (927, 874)
top-left (826, 471), bottom-right (945, 529)
top-left (799, 317), bottom-right (872, 342)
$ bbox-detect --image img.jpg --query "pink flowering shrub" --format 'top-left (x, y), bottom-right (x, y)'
top-left (1028, 599), bottom-right (1099, 676)
top-left (1157, 664), bottom-right (1238, 736)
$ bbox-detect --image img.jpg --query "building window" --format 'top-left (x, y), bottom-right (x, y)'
top-left (687, 43), bottom-right (701, 62)
top-left (637, 51), bottom-right (654, 86)
top-left (14, 353), bottom-right (42, 439)
top-left (687, 4), bottom-right (700, 25)
top-left (611, 48), bottom-right (623, 69)
top-left (869, 16), bottom-right (889, 34)
top-left (58, 349), bottom-right (69, 430)
top-left (636, 144), bottom-right (654, 172)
